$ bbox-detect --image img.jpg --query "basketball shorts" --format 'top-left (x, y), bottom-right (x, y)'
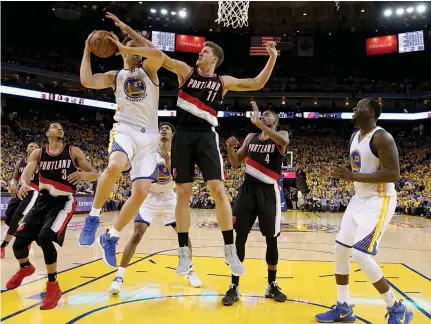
top-left (232, 180), bottom-right (282, 237)
top-left (336, 194), bottom-right (396, 256)
top-left (5, 190), bottom-right (39, 226)
top-left (108, 122), bottom-right (159, 182)
top-left (15, 193), bottom-right (77, 246)
top-left (171, 129), bottom-right (224, 183)
top-left (134, 190), bottom-right (176, 226)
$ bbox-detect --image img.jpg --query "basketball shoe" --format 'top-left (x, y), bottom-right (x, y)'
top-left (40, 281), bottom-right (62, 310)
top-left (109, 276), bottom-right (124, 294)
top-left (6, 263), bottom-right (36, 289)
top-left (315, 302), bottom-right (356, 323)
top-left (186, 270), bottom-right (202, 288)
top-left (385, 300), bottom-right (413, 324)
top-left (265, 282), bottom-right (287, 302)
top-left (176, 246), bottom-right (192, 276)
top-left (98, 230), bottom-right (119, 268)
top-left (79, 215), bottom-right (100, 246)
top-left (222, 284), bottom-right (240, 306)
top-left (224, 244), bottom-right (245, 276)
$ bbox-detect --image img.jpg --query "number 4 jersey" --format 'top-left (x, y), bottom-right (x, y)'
top-left (245, 133), bottom-right (286, 184)
top-left (38, 144), bottom-right (78, 196)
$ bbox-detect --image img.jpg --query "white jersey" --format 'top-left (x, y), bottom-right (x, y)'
top-left (151, 152), bottom-right (175, 193)
top-left (114, 66), bottom-right (159, 130)
top-left (350, 126), bottom-right (396, 198)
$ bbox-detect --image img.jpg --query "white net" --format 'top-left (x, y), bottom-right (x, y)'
top-left (215, 1), bottom-right (250, 29)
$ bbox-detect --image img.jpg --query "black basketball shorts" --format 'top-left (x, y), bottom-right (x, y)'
top-left (233, 180), bottom-right (282, 237)
top-left (15, 194), bottom-right (77, 246)
top-left (171, 129), bottom-right (224, 183)
top-left (5, 190), bottom-right (39, 226)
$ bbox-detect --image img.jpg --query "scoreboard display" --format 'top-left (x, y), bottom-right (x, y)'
top-left (151, 31), bottom-right (176, 52)
top-left (398, 30), bottom-right (425, 53)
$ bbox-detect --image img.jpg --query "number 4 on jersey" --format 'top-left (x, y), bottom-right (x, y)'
top-left (265, 154), bottom-right (270, 164)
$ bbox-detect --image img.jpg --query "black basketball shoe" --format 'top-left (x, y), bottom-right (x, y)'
top-left (222, 284), bottom-right (240, 306)
top-left (265, 282), bottom-right (287, 302)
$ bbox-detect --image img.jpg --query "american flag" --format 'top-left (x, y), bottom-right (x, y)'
top-left (250, 36), bottom-right (281, 56)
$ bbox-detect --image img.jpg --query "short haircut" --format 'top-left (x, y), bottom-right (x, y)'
top-left (44, 121), bottom-right (61, 139)
top-left (204, 41), bottom-right (224, 68)
top-left (366, 98), bottom-right (382, 119)
top-left (159, 122), bottom-right (175, 133)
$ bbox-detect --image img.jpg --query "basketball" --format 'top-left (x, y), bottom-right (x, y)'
top-left (89, 30), bottom-right (117, 58)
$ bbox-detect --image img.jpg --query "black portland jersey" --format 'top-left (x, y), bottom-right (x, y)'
top-left (38, 144), bottom-right (77, 196)
top-left (18, 157), bottom-right (39, 190)
top-left (245, 134), bottom-right (285, 184)
top-left (177, 67), bottom-right (223, 130)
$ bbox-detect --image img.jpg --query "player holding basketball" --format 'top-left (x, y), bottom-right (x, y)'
top-left (105, 12), bottom-right (278, 277)
top-left (315, 98), bottom-right (413, 323)
top-left (6, 122), bottom-right (98, 310)
top-left (222, 101), bottom-right (289, 306)
top-left (79, 31), bottom-right (163, 268)
top-left (1, 143), bottom-right (39, 259)
top-left (109, 122), bottom-right (202, 294)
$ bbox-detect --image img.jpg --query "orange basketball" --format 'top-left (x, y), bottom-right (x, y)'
top-left (89, 30), bottom-right (117, 58)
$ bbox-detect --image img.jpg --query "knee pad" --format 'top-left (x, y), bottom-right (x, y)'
top-left (352, 249), bottom-right (383, 283)
top-left (13, 238), bottom-right (30, 260)
top-left (265, 237), bottom-right (278, 265)
top-left (335, 243), bottom-right (352, 275)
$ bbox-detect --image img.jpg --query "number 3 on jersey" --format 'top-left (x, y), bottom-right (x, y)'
top-left (62, 169), bottom-right (67, 180)
top-left (265, 154), bottom-right (270, 164)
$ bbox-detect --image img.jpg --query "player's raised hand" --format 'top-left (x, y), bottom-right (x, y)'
top-left (265, 41), bottom-right (278, 57)
top-left (85, 31), bottom-right (97, 52)
top-left (250, 101), bottom-right (263, 127)
top-left (106, 32), bottom-right (125, 55)
top-left (226, 136), bottom-right (239, 148)
top-left (159, 150), bottom-right (170, 162)
top-left (106, 12), bottom-right (127, 30)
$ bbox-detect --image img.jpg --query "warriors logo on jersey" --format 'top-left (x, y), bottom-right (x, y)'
top-left (124, 76), bottom-right (147, 102)
top-left (350, 150), bottom-right (361, 174)
top-left (156, 162), bottom-right (172, 186)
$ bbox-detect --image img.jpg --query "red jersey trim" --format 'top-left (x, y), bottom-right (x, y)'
top-left (46, 144), bottom-right (66, 157)
top-left (246, 158), bottom-right (280, 182)
top-left (57, 198), bottom-right (77, 236)
top-left (277, 144), bottom-right (288, 157)
top-left (178, 67), bottom-right (195, 88)
top-left (178, 89), bottom-right (217, 117)
top-left (39, 175), bottom-right (74, 193)
top-left (197, 68), bottom-right (217, 77)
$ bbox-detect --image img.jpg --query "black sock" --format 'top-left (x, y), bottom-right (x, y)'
top-left (222, 230), bottom-right (234, 245)
top-left (20, 261), bottom-right (31, 268)
top-left (1, 241), bottom-right (9, 248)
top-left (178, 232), bottom-right (189, 247)
top-left (48, 272), bottom-right (57, 282)
top-left (232, 275), bottom-right (239, 286)
top-left (268, 269), bottom-right (277, 283)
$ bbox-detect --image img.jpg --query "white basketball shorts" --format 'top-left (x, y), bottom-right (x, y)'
top-left (134, 190), bottom-right (176, 226)
top-left (336, 194), bottom-right (396, 255)
top-left (108, 122), bottom-right (159, 182)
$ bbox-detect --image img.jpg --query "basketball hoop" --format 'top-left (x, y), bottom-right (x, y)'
top-left (215, 1), bottom-right (250, 29)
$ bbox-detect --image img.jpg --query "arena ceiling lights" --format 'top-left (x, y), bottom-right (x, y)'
top-left (384, 4), bottom-right (427, 17)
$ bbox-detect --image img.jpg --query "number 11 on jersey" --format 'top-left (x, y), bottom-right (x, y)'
top-left (206, 90), bottom-right (217, 103)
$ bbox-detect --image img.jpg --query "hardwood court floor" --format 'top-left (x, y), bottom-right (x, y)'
top-left (1, 210), bottom-right (430, 323)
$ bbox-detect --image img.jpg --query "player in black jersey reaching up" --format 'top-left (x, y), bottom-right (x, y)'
top-left (1, 143), bottom-right (39, 259)
top-left (6, 122), bottom-right (99, 311)
top-left (105, 12), bottom-right (278, 276)
top-left (222, 101), bottom-right (289, 306)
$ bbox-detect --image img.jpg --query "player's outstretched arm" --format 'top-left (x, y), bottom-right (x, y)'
top-left (250, 101), bottom-right (289, 149)
top-left (68, 147), bottom-right (100, 185)
top-left (80, 32), bottom-right (117, 90)
top-left (221, 42), bottom-right (278, 93)
top-left (227, 133), bottom-right (255, 168)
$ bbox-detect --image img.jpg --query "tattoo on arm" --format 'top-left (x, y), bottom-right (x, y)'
top-left (238, 84), bottom-right (251, 89)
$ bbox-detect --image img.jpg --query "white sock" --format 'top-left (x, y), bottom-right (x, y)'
top-left (381, 288), bottom-right (397, 307)
top-left (117, 267), bottom-right (126, 278)
top-left (89, 208), bottom-right (101, 217)
top-left (108, 227), bottom-right (120, 238)
top-left (337, 284), bottom-right (351, 305)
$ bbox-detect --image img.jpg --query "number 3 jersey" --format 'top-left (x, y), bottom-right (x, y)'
top-left (38, 144), bottom-right (78, 196)
top-left (245, 134), bottom-right (285, 184)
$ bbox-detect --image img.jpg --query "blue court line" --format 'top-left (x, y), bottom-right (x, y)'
top-left (148, 259), bottom-right (156, 264)
top-left (402, 263), bottom-right (431, 282)
top-left (319, 274), bottom-right (335, 278)
top-left (405, 292), bottom-right (420, 294)
top-left (64, 294), bottom-right (372, 324)
top-left (207, 273), bottom-right (231, 277)
top-left (0, 248), bottom-right (176, 322)
top-left (388, 280), bottom-right (431, 320)
top-left (166, 266), bottom-right (176, 271)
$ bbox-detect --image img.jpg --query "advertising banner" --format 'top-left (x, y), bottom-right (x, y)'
top-left (176, 34), bottom-right (206, 53)
top-left (366, 35), bottom-right (397, 55)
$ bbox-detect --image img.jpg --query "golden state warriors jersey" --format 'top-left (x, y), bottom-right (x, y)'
top-left (150, 152), bottom-right (175, 193)
top-left (114, 66), bottom-right (159, 130)
top-left (350, 126), bottom-right (396, 198)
